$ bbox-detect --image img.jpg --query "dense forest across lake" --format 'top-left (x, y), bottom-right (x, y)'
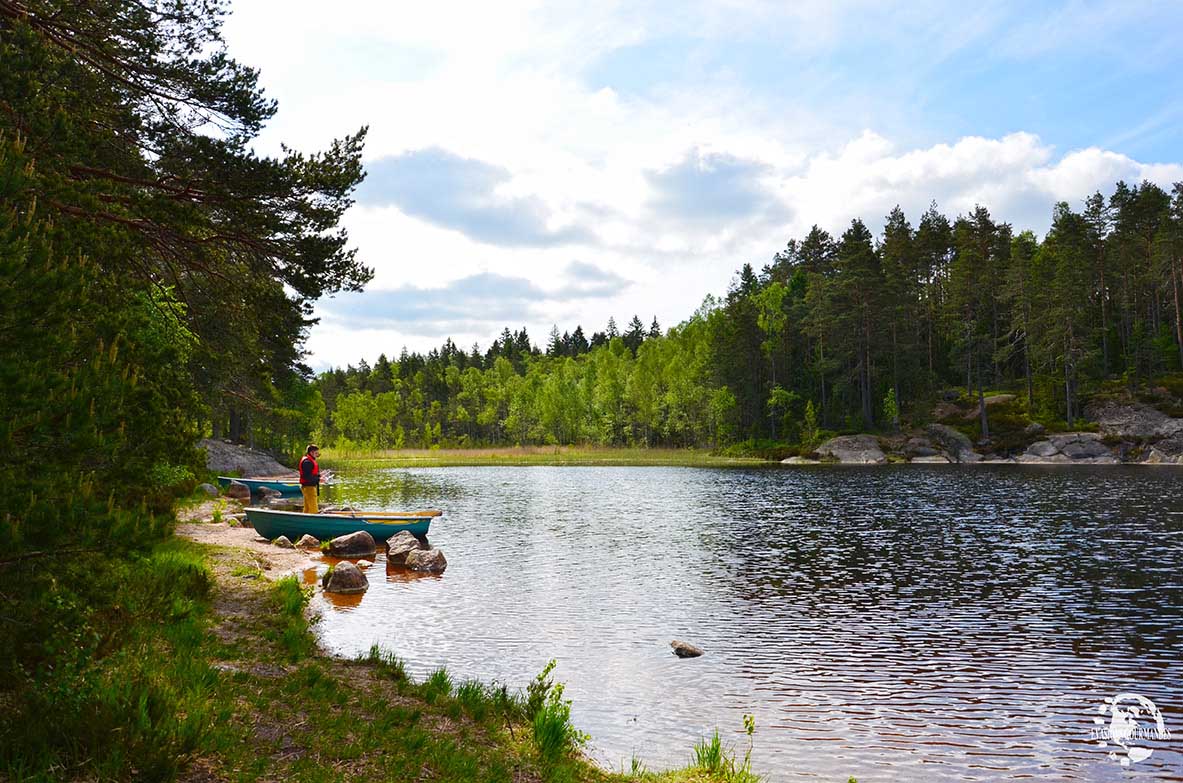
top-left (299, 187), bottom-right (1183, 456)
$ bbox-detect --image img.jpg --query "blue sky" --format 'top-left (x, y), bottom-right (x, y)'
top-left (224, 0), bottom-right (1183, 369)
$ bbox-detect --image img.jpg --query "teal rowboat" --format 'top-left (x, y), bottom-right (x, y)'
top-left (245, 507), bottom-right (437, 542)
top-left (217, 476), bottom-right (302, 496)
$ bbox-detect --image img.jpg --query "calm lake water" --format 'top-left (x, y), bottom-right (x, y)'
top-left (307, 465), bottom-right (1183, 781)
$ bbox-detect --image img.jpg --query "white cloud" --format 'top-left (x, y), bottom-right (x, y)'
top-left (220, 1), bottom-right (1183, 369)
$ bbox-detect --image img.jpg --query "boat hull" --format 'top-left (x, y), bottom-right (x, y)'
top-left (217, 476), bottom-right (303, 496)
top-left (244, 507), bottom-right (433, 541)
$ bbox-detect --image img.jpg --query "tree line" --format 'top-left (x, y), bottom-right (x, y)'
top-left (316, 182), bottom-right (1183, 450)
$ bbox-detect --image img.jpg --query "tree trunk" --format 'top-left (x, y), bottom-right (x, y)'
top-left (1099, 257), bottom-right (1110, 375)
top-left (976, 355), bottom-right (989, 440)
top-left (1171, 258), bottom-right (1183, 370)
top-left (891, 323), bottom-right (901, 431)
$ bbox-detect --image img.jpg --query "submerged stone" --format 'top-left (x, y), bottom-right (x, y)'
top-left (670, 640), bottom-right (704, 658)
top-left (405, 547), bottom-right (447, 573)
top-left (386, 531), bottom-right (423, 565)
top-left (321, 561), bottom-right (368, 594)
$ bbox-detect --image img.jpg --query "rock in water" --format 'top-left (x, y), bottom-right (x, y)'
top-left (670, 640), bottom-right (704, 658)
top-left (295, 534), bottom-right (320, 550)
top-left (328, 530), bottom-right (377, 558)
top-left (196, 482), bottom-right (218, 498)
top-left (226, 480), bottom-right (251, 501)
top-left (405, 548), bottom-right (447, 573)
top-left (321, 561), bottom-right (368, 594)
top-left (272, 535), bottom-right (294, 549)
top-left (386, 531), bottom-right (423, 564)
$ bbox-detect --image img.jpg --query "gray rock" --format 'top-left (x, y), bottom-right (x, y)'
top-left (225, 480), bottom-right (251, 501)
top-left (196, 482), bottom-right (219, 498)
top-left (670, 640), bottom-right (704, 658)
top-left (405, 547), bottom-right (447, 573)
top-left (1024, 422), bottom-right (1046, 437)
top-left (272, 535), bottom-right (294, 549)
top-left (257, 486), bottom-right (283, 500)
top-left (199, 438), bottom-right (294, 477)
top-left (328, 530), bottom-right (377, 558)
top-left (1057, 435), bottom-right (1109, 460)
top-left (1026, 440), bottom-right (1060, 458)
top-left (1086, 401), bottom-right (1183, 440)
top-left (295, 534), bottom-right (320, 550)
top-left (925, 424), bottom-right (977, 463)
top-left (816, 434), bottom-right (885, 464)
top-left (386, 531), bottom-right (424, 564)
top-left (321, 561), bottom-right (368, 594)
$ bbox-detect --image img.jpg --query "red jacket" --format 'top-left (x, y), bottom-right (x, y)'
top-left (299, 454), bottom-right (320, 486)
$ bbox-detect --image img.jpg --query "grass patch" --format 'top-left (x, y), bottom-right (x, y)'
top-left (322, 445), bottom-right (768, 469)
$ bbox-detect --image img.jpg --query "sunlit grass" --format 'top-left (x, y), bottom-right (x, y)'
top-left (322, 445), bottom-right (767, 469)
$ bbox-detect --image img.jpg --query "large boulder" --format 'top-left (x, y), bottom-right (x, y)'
top-left (405, 548), bottom-right (447, 573)
top-left (1086, 401), bottom-right (1183, 440)
top-left (257, 486), bottom-right (283, 501)
top-left (199, 438), bottom-right (294, 476)
top-left (1145, 431), bottom-right (1183, 464)
top-left (321, 561), bottom-right (368, 594)
top-left (196, 482), bottom-right (219, 498)
top-left (225, 480), bottom-right (251, 501)
top-left (816, 435), bottom-right (885, 464)
top-left (386, 531), bottom-right (423, 564)
top-left (1020, 433), bottom-right (1118, 464)
top-left (925, 424), bottom-right (979, 463)
top-left (328, 531), bottom-right (377, 558)
top-left (295, 534), bottom-right (321, 550)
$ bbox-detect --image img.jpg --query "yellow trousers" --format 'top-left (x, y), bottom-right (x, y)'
top-left (301, 485), bottom-right (318, 514)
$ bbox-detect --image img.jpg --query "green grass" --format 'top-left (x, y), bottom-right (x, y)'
top-left (321, 445), bottom-right (767, 469)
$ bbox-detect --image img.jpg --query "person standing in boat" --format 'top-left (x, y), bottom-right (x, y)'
top-left (299, 444), bottom-right (321, 514)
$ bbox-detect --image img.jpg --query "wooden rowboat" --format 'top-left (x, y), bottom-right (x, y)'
top-left (244, 506), bottom-right (441, 541)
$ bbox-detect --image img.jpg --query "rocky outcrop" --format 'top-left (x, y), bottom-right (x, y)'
top-left (295, 534), bottom-right (320, 550)
top-left (405, 548), bottom-right (447, 573)
top-left (386, 531), bottom-right (423, 564)
top-left (816, 435), bottom-right (885, 464)
top-left (328, 531), bottom-right (377, 558)
top-left (272, 535), bottom-right (294, 549)
top-left (1145, 431), bottom-right (1183, 464)
top-left (322, 561), bottom-right (368, 594)
top-left (1017, 432), bottom-right (1117, 464)
top-left (925, 424), bottom-right (979, 463)
top-left (1086, 401), bottom-right (1183, 440)
top-left (225, 480), bottom-right (251, 501)
top-left (670, 640), bottom-right (704, 658)
top-left (199, 438), bottom-right (294, 477)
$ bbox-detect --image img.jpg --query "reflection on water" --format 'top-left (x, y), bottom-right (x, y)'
top-left (311, 466), bottom-right (1183, 781)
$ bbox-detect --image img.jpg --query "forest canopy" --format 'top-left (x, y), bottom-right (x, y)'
top-left (315, 182), bottom-right (1183, 453)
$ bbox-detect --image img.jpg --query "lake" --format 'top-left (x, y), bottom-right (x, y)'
top-left (309, 465), bottom-right (1183, 781)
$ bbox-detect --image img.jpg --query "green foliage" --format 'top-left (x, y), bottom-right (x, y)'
top-left (529, 667), bottom-right (589, 771)
top-left (691, 716), bottom-right (760, 783)
top-left (0, 542), bottom-right (215, 780)
top-left (268, 576), bottom-right (314, 660)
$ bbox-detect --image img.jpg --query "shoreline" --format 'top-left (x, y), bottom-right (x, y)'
top-left (174, 499), bottom-right (764, 782)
